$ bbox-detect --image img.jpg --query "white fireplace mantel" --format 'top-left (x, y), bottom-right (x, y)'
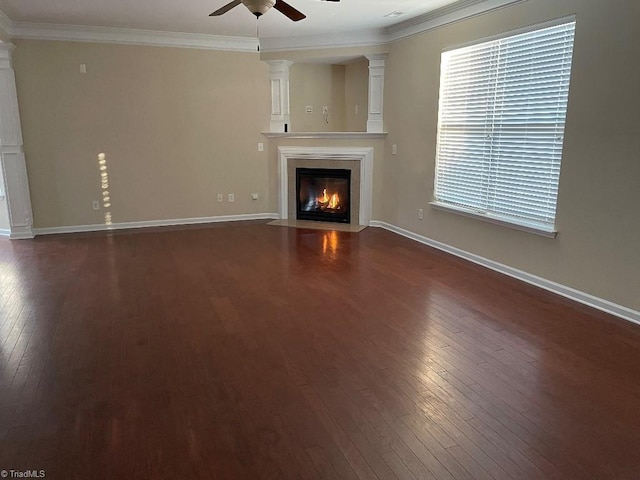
top-left (263, 132), bottom-right (386, 139)
top-left (278, 146), bottom-right (374, 226)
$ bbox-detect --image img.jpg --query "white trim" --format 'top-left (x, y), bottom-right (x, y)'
top-left (277, 146), bottom-right (373, 226)
top-left (33, 213), bottom-right (279, 236)
top-left (0, 228), bottom-right (10, 237)
top-left (365, 54), bottom-right (386, 133)
top-left (8, 225), bottom-right (34, 239)
top-left (369, 221), bottom-right (640, 327)
top-left (265, 60), bottom-right (292, 133)
top-left (259, 29), bottom-right (387, 52)
top-left (430, 202), bottom-right (557, 238)
top-left (1, 1), bottom-right (528, 53)
top-left (262, 132), bottom-right (387, 139)
top-left (386, 0), bottom-right (528, 42)
top-left (0, 43), bottom-right (34, 241)
top-left (10, 23), bottom-right (258, 52)
top-left (442, 14), bottom-right (576, 52)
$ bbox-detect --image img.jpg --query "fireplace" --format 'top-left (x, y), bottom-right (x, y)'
top-left (296, 168), bottom-right (351, 224)
top-left (278, 146), bottom-right (374, 226)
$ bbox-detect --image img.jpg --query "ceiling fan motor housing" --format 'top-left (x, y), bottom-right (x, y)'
top-left (242, 0), bottom-right (276, 17)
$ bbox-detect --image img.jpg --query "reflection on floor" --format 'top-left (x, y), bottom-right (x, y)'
top-left (268, 219), bottom-right (367, 232)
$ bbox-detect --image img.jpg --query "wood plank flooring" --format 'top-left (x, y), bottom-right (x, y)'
top-left (1, 221), bottom-right (639, 479)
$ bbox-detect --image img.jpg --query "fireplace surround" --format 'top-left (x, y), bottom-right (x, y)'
top-left (277, 146), bottom-right (374, 226)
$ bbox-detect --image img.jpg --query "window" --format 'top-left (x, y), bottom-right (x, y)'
top-left (433, 20), bottom-right (576, 234)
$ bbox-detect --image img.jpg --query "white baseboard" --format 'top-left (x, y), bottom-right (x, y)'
top-left (33, 213), bottom-right (279, 236)
top-left (0, 225), bottom-right (36, 239)
top-left (370, 220), bottom-right (640, 327)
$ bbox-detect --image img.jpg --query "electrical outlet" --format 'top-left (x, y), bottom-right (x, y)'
top-left (355, 104), bottom-right (359, 115)
top-left (306, 105), bottom-right (313, 113)
top-left (392, 144), bottom-right (398, 155)
top-left (92, 200), bottom-right (100, 211)
top-left (258, 142), bottom-right (264, 152)
top-left (228, 193), bottom-right (235, 203)
top-left (80, 64), bottom-right (87, 74)
top-left (217, 193), bottom-right (223, 202)
top-left (251, 193), bottom-right (259, 200)
top-left (418, 208), bottom-right (424, 220)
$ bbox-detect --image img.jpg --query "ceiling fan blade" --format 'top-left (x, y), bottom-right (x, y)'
top-left (273, 0), bottom-right (306, 21)
top-left (209, 0), bottom-right (242, 16)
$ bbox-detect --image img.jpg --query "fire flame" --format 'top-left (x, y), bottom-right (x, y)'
top-left (317, 188), bottom-right (340, 209)
top-left (329, 193), bottom-right (339, 209)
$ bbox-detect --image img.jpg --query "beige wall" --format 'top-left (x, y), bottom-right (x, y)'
top-left (290, 63), bottom-right (346, 132)
top-left (383, 0), bottom-right (640, 311)
top-left (13, 40), bottom-right (271, 229)
top-left (290, 59), bottom-right (369, 132)
top-left (344, 58), bottom-right (368, 132)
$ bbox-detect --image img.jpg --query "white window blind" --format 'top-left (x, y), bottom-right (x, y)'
top-left (434, 20), bottom-right (576, 231)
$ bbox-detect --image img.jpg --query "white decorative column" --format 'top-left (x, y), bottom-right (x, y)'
top-left (265, 60), bottom-right (293, 133)
top-left (0, 44), bottom-right (34, 239)
top-left (365, 54), bottom-right (387, 133)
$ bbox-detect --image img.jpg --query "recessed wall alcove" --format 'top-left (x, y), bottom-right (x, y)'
top-left (265, 54), bottom-right (387, 135)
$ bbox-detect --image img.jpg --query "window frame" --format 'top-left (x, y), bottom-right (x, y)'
top-left (431, 16), bottom-right (577, 238)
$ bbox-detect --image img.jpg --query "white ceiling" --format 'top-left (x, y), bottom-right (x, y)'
top-left (0, 0), bottom-right (464, 40)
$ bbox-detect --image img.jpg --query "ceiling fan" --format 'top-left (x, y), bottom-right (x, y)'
top-left (209, 0), bottom-right (340, 22)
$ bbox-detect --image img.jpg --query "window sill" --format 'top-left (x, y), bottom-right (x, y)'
top-left (429, 201), bottom-right (557, 238)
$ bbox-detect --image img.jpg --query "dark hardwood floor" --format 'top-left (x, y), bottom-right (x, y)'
top-left (1, 221), bottom-right (640, 479)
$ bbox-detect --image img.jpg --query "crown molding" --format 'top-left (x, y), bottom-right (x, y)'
top-left (260, 28), bottom-right (387, 52)
top-left (0, 0), bottom-right (527, 53)
top-left (9, 22), bottom-right (258, 52)
top-left (386, 0), bottom-right (529, 42)
top-left (253, 0), bottom-right (528, 52)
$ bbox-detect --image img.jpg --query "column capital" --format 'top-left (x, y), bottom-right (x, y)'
top-left (265, 60), bottom-right (294, 72)
top-left (365, 54), bottom-right (387, 66)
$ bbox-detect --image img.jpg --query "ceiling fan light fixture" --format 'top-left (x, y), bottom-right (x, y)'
top-left (242, 0), bottom-right (276, 17)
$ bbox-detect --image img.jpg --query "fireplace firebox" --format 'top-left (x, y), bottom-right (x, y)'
top-left (296, 168), bottom-right (351, 224)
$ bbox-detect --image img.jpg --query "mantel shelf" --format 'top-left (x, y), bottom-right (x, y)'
top-left (262, 132), bottom-right (388, 140)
